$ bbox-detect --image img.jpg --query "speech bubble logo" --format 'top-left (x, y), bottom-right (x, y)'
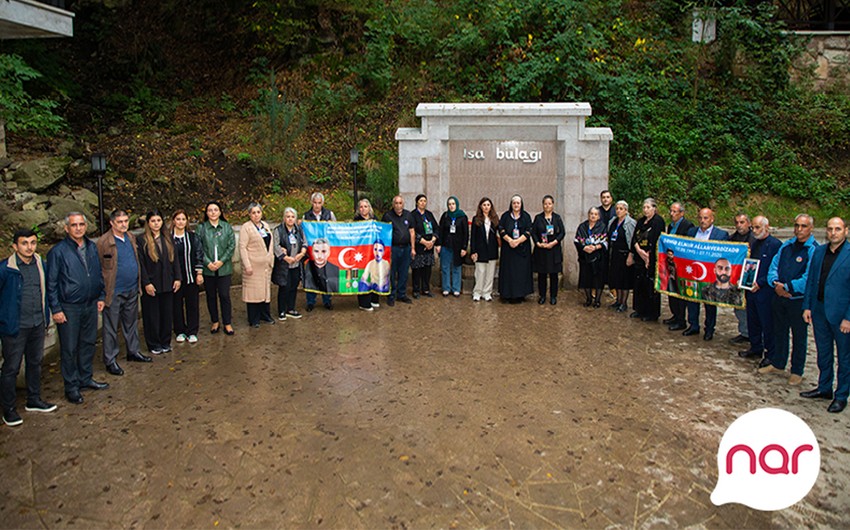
top-left (711, 408), bottom-right (820, 510)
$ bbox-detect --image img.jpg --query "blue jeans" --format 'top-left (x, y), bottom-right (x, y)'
top-left (57, 302), bottom-right (98, 393)
top-left (390, 245), bottom-right (411, 301)
top-left (440, 246), bottom-right (461, 293)
top-left (812, 302), bottom-right (850, 400)
top-left (771, 296), bottom-right (807, 375)
top-left (305, 291), bottom-right (331, 307)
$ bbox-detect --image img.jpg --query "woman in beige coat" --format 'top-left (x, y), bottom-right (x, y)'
top-left (240, 203), bottom-right (275, 328)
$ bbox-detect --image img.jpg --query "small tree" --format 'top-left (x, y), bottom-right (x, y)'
top-left (251, 70), bottom-right (306, 176)
top-left (0, 54), bottom-right (66, 158)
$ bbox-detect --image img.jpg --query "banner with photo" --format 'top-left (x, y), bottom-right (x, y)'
top-left (655, 234), bottom-right (749, 309)
top-left (301, 221), bottom-right (393, 296)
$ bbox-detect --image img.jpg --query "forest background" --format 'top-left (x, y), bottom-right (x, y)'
top-left (2, 0), bottom-right (849, 227)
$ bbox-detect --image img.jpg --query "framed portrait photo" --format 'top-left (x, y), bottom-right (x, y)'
top-left (739, 258), bottom-right (760, 291)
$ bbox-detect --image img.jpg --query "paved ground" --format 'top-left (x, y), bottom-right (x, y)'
top-left (1, 288), bottom-right (849, 529)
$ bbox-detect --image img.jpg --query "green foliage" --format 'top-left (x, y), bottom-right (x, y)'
top-left (364, 149), bottom-right (398, 211)
top-left (100, 77), bottom-right (178, 127)
top-left (0, 54), bottom-right (66, 137)
top-left (309, 78), bottom-right (361, 118)
top-left (250, 71), bottom-right (306, 175)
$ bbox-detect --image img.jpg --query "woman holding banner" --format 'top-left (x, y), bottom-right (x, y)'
top-left (411, 194), bottom-right (439, 298)
top-left (198, 201), bottom-right (236, 335)
top-left (498, 195), bottom-right (534, 303)
top-left (436, 196), bottom-right (469, 297)
top-left (354, 198), bottom-right (381, 311)
top-left (628, 198), bottom-right (665, 321)
top-left (239, 203), bottom-right (275, 328)
top-left (606, 200), bottom-right (635, 312)
top-left (272, 207), bottom-right (306, 320)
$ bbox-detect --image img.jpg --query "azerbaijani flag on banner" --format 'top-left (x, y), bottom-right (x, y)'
top-left (655, 234), bottom-right (749, 309)
top-left (302, 220), bottom-right (393, 295)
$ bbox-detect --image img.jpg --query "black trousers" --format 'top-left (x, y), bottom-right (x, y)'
top-left (537, 273), bottom-right (559, 299)
top-left (412, 266), bottom-right (432, 294)
top-left (57, 302), bottom-right (97, 393)
top-left (1, 325), bottom-right (46, 411)
top-left (247, 302), bottom-right (272, 325)
top-left (276, 268), bottom-right (301, 314)
top-left (358, 292), bottom-right (379, 308)
top-left (204, 273), bottom-right (232, 325)
top-left (173, 283), bottom-right (200, 336)
top-left (141, 291), bottom-right (174, 351)
top-left (633, 261), bottom-right (660, 319)
top-left (668, 296), bottom-right (687, 325)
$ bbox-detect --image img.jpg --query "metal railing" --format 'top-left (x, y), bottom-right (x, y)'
top-left (774, 0), bottom-right (850, 30)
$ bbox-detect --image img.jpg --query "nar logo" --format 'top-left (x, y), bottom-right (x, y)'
top-left (711, 408), bottom-right (820, 511)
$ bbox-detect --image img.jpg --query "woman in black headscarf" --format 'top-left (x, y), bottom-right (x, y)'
top-left (498, 195), bottom-right (534, 303)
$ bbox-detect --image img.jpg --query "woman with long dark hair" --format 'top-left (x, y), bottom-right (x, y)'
top-left (470, 197), bottom-right (500, 301)
top-left (137, 209), bottom-right (181, 354)
top-left (498, 195), bottom-right (534, 303)
top-left (532, 195), bottom-right (566, 305)
top-left (197, 201), bottom-right (236, 335)
top-left (171, 209), bottom-right (204, 344)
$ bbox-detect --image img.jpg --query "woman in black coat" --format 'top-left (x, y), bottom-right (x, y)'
top-left (531, 195), bottom-right (566, 305)
top-left (574, 207), bottom-right (608, 307)
top-left (138, 209), bottom-right (181, 354)
top-left (410, 194), bottom-right (439, 298)
top-left (171, 209), bottom-right (204, 344)
top-left (629, 198), bottom-right (666, 321)
top-left (272, 207), bottom-right (307, 320)
top-left (436, 196), bottom-right (469, 297)
top-left (469, 197), bottom-right (499, 302)
top-left (498, 195), bottom-right (534, 303)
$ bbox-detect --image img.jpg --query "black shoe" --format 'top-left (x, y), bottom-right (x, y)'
top-left (758, 357), bottom-right (772, 368)
top-left (668, 323), bottom-right (687, 331)
top-left (413, 292), bottom-right (420, 299)
top-left (593, 301), bottom-right (601, 308)
top-left (662, 317), bottom-right (677, 325)
top-left (65, 392), bottom-right (83, 404)
top-left (423, 291), bottom-right (434, 298)
top-left (251, 323), bottom-right (260, 328)
top-left (82, 380), bottom-right (109, 391)
top-left (800, 388), bottom-right (833, 399)
top-left (210, 323), bottom-right (220, 334)
top-left (629, 311), bottom-right (641, 318)
top-left (538, 296), bottom-right (546, 305)
top-left (324, 302), bottom-right (333, 310)
top-left (682, 328), bottom-right (699, 336)
top-left (827, 399), bottom-right (847, 413)
top-left (399, 297), bottom-right (413, 304)
top-left (729, 334), bottom-right (749, 344)
top-left (223, 326), bottom-right (235, 336)
top-left (306, 304), bottom-right (315, 312)
top-left (387, 298), bottom-right (395, 307)
top-left (703, 331), bottom-right (714, 341)
top-left (106, 362), bottom-right (124, 376)
top-left (127, 352), bottom-right (153, 363)
top-left (3, 408), bottom-right (23, 426)
top-left (640, 316), bottom-right (657, 322)
top-left (25, 399), bottom-right (57, 413)
top-left (550, 297), bottom-right (557, 305)
top-left (738, 349), bottom-right (762, 359)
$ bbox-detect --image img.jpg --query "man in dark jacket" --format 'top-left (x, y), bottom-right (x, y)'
top-left (683, 208), bottom-right (730, 340)
top-left (47, 213), bottom-right (109, 404)
top-left (728, 213), bottom-right (755, 345)
top-left (663, 202), bottom-right (695, 331)
top-left (0, 229), bottom-right (56, 426)
top-left (738, 216), bottom-right (782, 365)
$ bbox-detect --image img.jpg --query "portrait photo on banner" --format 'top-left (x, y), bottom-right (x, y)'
top-left (301, 221), bottom-right (393, 296)
top-left (655, 234), bottom-right (750, 309)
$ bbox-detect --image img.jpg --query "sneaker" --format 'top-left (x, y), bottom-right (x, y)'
top-left (187, 335), bottom-right (198, 344)
top-left (150, 348), bottom-right (163, 355)
top-left (25, 399), bottom-right (57, 413)
top-left (483, 295), bottom-right (493, 301)
top-left (286, 310), bottom-right (302, 319)
top-left (161, 346), bottom-right (172, 353)
top-left (442, 291), bottom-right (449, 296)
top-left (176, 334), bottom-right (187, 343)
top-left (278, 312), bottom-right (287, 321)
top-left (3, 409), bottom-right (23, 426)
top-left (371, 302), bottom-right (380, 308)
top-left (359, 306), bottom-right (374, 311)
top-left (473, 295), bottom-right (481, 302)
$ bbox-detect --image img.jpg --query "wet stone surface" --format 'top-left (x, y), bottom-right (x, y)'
top-left (1, 290), bottom-right (849, 528)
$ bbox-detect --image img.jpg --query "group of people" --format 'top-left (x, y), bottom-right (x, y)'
top-left (1, 189), bottom-right (849, 428)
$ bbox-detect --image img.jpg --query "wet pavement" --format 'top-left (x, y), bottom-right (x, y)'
top-left (1, 288), bottom-right (849, 529)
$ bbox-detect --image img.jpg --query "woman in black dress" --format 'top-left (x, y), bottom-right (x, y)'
top-left (138, 209), bottom-right (181, 354)
top-left (531, 195), bottom-right (565, 305)
top-left (574, 207), bottom-right (608, 307)
top-left (498, 195), bottom-right (534, 303)
top-left (606, 200), bottom-right (636, 312)
top-left (411, 194), bottom-right (439, 298)
top-left (629, 198), bottom-right (666, 321)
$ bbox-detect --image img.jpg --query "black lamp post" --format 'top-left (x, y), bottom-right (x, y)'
top-left (91, 153), bottom-right (107, 234)
top-left (350, 147), bottom-right (359, 212)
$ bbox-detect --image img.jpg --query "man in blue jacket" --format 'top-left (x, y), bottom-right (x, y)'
top-left (801, 217), bottom-right (850, 413)
top-left (47, 213), bottom-right (109, 404)
top-left (738, 216), bottom-right (782, 367)
top-left (0, 229), bottom-right (56, 426)
top-left (759, 214), bottom-right (817, 386)
top-left (683, 208), bottom-right (730, 341)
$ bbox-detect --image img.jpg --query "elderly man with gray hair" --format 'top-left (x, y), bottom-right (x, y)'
top-left (302, 192), bottom-right (336, 311)
top-left (738, 216), bottom-right (781, 365)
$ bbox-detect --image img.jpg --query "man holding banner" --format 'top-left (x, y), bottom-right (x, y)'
top-left (683, 208), bottom-right (730, 341)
